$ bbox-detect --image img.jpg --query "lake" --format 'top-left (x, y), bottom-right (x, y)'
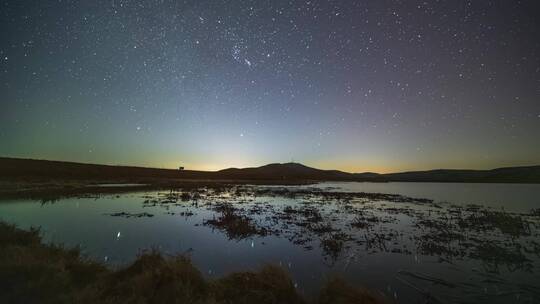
top-left (1, 182), bottom-right (539, 303)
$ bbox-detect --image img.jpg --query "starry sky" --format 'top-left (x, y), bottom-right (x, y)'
top-left (1, 0), bottom-right (539, 173)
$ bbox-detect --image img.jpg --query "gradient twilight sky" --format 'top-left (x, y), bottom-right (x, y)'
top-left (1, 1), bottom-right (539, 173)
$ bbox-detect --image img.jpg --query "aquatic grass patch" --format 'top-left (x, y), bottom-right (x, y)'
top-left (249, 187), bottom-right (434, 205)
top-left (106, 211), bottom-right (154, 218)
top-left (469, 242), bottom-right (532, 273)
top-left (350, 216), bottom-right (372, 229)
top-left (321, 233), bottom-right (352, 261)
top-left (176, 185), bottom-right (540, 269)
top-left (204, 203), bottom-right (269, 239)
top-left (457, 210), bottom-right (531, 237)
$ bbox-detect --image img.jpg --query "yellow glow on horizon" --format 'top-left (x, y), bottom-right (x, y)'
top-left (155, 159), bottom-right (400, 174)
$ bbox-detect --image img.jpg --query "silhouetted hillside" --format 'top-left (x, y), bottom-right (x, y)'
top-left (216, 163), bottom-right (354, 180)
top-left (380, 166), bottom-right (540, 183)
top-left (1, 157), bottom-right (539, 183)
top-left (0, 157), bottom-right (213, 180)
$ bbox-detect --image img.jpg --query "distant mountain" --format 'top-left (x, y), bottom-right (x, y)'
top-left (378, 166), bottom-right (540, 183)
top-left (218, 163), bottom-right (540, 183)
top-left (1, 157), bottom-right (539, 183)
top-left (216, 162), bottom-right (354, 180)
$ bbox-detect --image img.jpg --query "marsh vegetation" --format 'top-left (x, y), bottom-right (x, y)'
top-left (1, 182), bottom-right (539, 303)
top-left (0, 222), bottom-right (384, 304)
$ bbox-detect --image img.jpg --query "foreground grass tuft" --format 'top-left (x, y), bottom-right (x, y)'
top-left (0, 222), bottom-right (386, 304)
top-left (319, 278), bottom-right (385, 304)
top-left (0, 224), bottom-right (107, 304)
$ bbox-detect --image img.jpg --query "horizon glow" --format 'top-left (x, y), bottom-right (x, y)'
top-left (1, 1), bottom-right (539, 173)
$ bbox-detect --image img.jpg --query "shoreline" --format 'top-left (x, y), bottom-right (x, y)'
top-left (0, 179), bottom-right (318, 201)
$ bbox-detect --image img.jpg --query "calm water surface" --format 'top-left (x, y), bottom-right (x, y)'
top-left (0, 182), bottom-right (539, 303)
top-left (305, 182), bottom-right (540, 212)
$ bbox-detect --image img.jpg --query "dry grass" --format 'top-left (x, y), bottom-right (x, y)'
top-left (0, 222), bottom-right (386, 304)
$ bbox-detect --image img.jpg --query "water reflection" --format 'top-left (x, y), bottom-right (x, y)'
top-left (0, 183), bottom-right (539, 303)
top-left (139, 186), bottom-right (540, 270)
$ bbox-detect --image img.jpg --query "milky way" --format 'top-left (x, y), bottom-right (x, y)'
top-left (1, 1), bottom-right (539, 172)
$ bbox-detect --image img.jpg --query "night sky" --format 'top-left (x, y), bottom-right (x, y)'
top-left (1, 1), bottom-right (539, 172)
